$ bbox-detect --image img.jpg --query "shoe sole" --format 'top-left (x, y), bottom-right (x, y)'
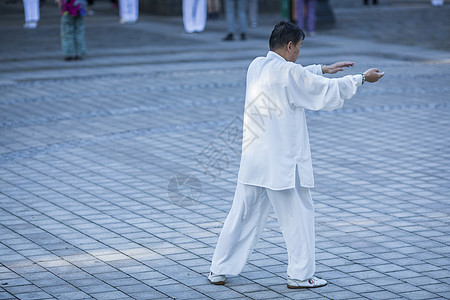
top-left (209, 280), bottom-right (225, 285)
top-left (287, 282), bottom-right (327, 289)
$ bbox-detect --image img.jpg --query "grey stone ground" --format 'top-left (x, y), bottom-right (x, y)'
top-left (0, 0), bottom-right (449, 299)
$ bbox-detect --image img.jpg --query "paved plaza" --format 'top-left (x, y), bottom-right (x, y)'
top-left (0, 0), bottom-right (449, 299)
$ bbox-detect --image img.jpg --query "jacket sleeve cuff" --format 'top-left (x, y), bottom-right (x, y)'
top-left (354, 74), bottom-right (363, 87)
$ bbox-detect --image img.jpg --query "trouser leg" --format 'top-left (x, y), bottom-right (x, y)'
top-left (183, 0), bottom-right (194, 32)
top-left (248, 0), bottom-right (258, 26)
top-left (131, 0), bottom-right (138, 21)
top-left (266, 176), bottom-right (315, 280)
top-left (73, 16), bottom-right (86, 57)
top-left (210, 182), bottom-right (271, 275)
top-left (306, 0), bottom-right (316, 32)
top-left (119, 0), bottom-right (128, 21)
top-left (61, 15), bottom-right (75, 57)
top-left (237, 0), bottom-right (247, 34)
top-left (184, 0), bottom-right (206, 33)
top-left (23, 0), bottom-right (39, 22)
top-left (296, 0), bottom-right (305, 30)
top-left (225, 0), bottom-right (235, 34)
top-left (194, 0), bottom-right (207, 32)
top-left (214, 0), bottom-right (221, 12)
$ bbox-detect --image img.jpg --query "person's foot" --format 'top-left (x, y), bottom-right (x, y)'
top-left (287, 276), bottom-right (327, 289)
top-left (64, 56), bottom-right (74, 61)
top-left (208, 272), bottom-right (225, 285)
top-left (120, 19), bottom-right (136, 24)
top-left (23, 21), bottom-right (37, 29)
top-left (222, 33), bottom-right (234, 41)
top-left (240, 33), bottom-right (247, 40)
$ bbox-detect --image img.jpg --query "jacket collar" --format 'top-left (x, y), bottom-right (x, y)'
top-left (267, 51), bottom-right (286, 62)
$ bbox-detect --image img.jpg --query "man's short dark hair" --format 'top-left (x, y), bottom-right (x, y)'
top-left (269, 21), bottom-right (305, 51)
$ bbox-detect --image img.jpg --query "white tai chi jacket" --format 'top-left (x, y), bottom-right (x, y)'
top-left (238, 51), bottom-right (363, 190)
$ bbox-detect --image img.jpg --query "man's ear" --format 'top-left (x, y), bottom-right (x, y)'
top-left (286, 41), bottom-right (293, 52)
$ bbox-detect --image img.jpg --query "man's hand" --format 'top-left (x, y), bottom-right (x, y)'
top-left (363, 68), bottom-right (385, 83)
top-left (322, 61), bottom-right (355, 74)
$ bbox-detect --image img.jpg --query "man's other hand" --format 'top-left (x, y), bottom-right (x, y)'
top-left (364, 68), bottom-right (385, 83)
top-left (322, 61), bottom-right (355, 74)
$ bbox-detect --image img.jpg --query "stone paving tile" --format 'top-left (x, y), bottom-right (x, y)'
top-left (14, 291), bottom-right (55, 300)
top-left (399, 290), bottom-right (442, 300)
top-left (89, 290), bottom-right (130, 300)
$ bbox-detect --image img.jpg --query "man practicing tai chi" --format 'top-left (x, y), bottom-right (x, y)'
top-left (208, 21), bottom-right (384, 289)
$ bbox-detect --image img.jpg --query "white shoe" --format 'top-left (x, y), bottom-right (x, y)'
top-left (208, 272), bottom-right (225, 285)
top-left (120, 19), bottom-right (136, 24)
top-left (287, 276), bottom-right (327, 289)
top-left (23, 21), bottom-right (37, 29)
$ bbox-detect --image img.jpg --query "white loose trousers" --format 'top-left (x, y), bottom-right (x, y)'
top-left (183, 0), bottom-right (207, 33)
top-left (119, 0), bottom-right (139, 22)
top-left (23, 0), bottom-right (40, 23)
top-left (210, 171), bottom-right (315, 280)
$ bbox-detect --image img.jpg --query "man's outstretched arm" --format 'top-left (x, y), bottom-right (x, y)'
top-left (322, 62), bottom-right (385, 83)
top-left (322, 61), bottom-right (355, 74)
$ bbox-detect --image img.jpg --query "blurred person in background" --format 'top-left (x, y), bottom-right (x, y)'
top-left (248, 0), bottom-right (258, 27)
top-left (119, 0), bottom-right (138, 23)
top-left (57, 0), bottom-right (87, 60)
top-left (207, 0), bottom-right (221, 20)
top-left (296, 0), bottom-right (316, 36)
top-left (23, 0), bottom-right (40, 28)
top-left (223, 0), bottom-right (248, 41)
top-left (183, 0), bottom-right (207, 33)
